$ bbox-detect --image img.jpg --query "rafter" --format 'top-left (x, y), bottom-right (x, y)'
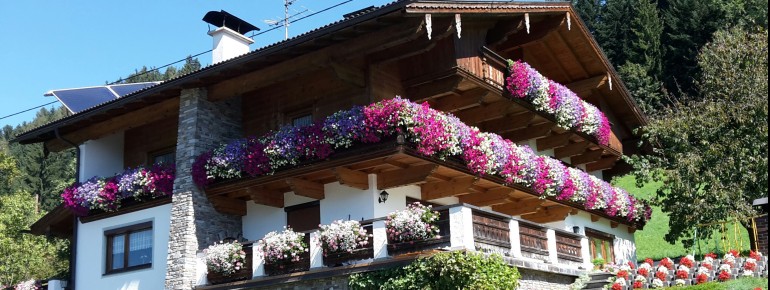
top-left (497, 15), bottom-right (566, 52)
top-left (405, 75), bottom-right (465, 102)
top-left (571, 149), bottom-right (604, 165)
top-left (566, 75), bottom-right (607, 94)
top-left (486, 16), bottom-right (525, 48)
top-left (286, 178), bottom-right (325, 200)
top-left (421, 176), bottom-right (478, 200)
top-left (492, 198), bottom-right (543, 216)
top-left (586, 157), bottom-right (619, 172)
top-left (536, 132), bottom-right (573, 151)
top-left (209, 196), bottom-right (247, 216)
top-left (459, 187), bottom-right (512, 207)
top-left (332, 167), bottom-right (369, 190)
top-left (369, 18), bottom-right (453, 64)
top-left (479, 111), bottom-right (535, 134)
top-left (249, 187), bottom-right (285, 208)
top-left (503, 122), bottom-right (554, 143)
top-left (521, 205), bottom-right (572, 223)
top-left (454, 100), bottom-right (516, 125)
top-left (329, 60), bottom-right (365, 88)
top-left (378, 164), bottom-right (438, 190)
top-left (554, 141), bottom-right (589, 159)
top-left (430, 88), bottom-right (488, 112)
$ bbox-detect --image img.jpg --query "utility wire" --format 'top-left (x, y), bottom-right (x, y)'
top-left (2, 0), bottom-right (356, 123)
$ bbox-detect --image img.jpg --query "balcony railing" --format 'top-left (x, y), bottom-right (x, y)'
top-left (211, 203), bottom-right (591, 286)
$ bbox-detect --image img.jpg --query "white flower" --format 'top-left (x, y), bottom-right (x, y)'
top-left (651, 278), bottom-right (664, 288)
top-left (657, 265), bottom-right (669, 273)
top-left (678, 265), bottom-right (690, 272)
top-left (697, 267), bottom-right (710, 275)
top-left (613, 277), bottom-right (627, 286)
top-left (743, 270), bottom-right (754, 277)
top-left (719, 264), bottom-right (731, 271)
top-left (620, 264), bottom-right (631, 271)
top-left (674, 279), bottom-right (686, 286)
top-left (639, 262), bottom-right (652, 271)
top-left (685, 254), bottom-right (695, 261)
top-left (14, 279), bottom-right (39, 290)
top-left (635, 275), bottom-right (647, 282)
top-left (203, 241), bottom-right (247, 275)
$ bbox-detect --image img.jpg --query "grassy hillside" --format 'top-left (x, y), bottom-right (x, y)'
top-left (612, 175), bottom-right (751, 261)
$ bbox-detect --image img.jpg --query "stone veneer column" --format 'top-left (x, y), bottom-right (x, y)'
top-left (165, 88), bottom-right (244, 289)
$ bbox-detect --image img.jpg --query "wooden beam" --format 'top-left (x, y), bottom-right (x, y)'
top-left (248, 187), bottom-right (284, 208)
top-left (333, 167), bottom-right (369, 190)
top-left (503, 122), bottom-right (554, 143)
top-left (610, 221), bottom-right (619, 229)
top-left (486, 16), bottom-right (525, 48)
top-left (47, 98), bottom-right (180, 152)
top-left (454, 100), bottom-right (514, 125)
top-left (405, 75), bottom-right (464, 102)
top-left (430, 88), bottom-right (488, 112)
top-left (571, 149), bottom-right (604, 165)
top-left (209, 196), bottom-right (247, 216)
top-left (586, 157), bottom-right (619, 172)
top-left (369, 18), bottom-right (453, 64)
top-left (590, 214), bottom-right (600, 222)
top-left (421, 176), bottom-right (477, 200)
top-left (521, 205), bottom-right (572, 223)
top-left (536, 132), bottom-right (573, 151)
top-left (459, 188), bottom-right (512, 206)
top-left (479, 112), bottom-right (535, 134)
top-left (554, 141), bottom-right (589, 159)
top-left (492, 198), bottom-right (543, 216)
top-left (286, 178), bottom-right (325, 200)
top-left (497, 16), bottom-right (566, 52)
top-left (377, 164), bottom-right (438, 190)
top-left (565, 75), bottom-right (607, 94)
top-left (628, 227), bottom-right (637, 234)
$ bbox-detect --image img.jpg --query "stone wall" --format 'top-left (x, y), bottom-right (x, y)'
top-left (517, 268), bottom-right (576, 290)
top-left (165, 88), bottom-right (244, 289)
top-left (253, 276), bottom-right (350, 290)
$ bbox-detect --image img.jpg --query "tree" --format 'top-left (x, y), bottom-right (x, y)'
top-left (0, 192), bottom-right (69, 285)
top-left (113, 55), bottom-right (202, 84)
top-left (631, 27), bottom-right (768, 247)
top-left (0, 149), bottom-right (19, 194)
top-left (572, 0), bottom-right (603, 33)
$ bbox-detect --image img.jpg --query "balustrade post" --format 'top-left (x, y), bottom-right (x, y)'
top-left (546, 229), bottom-right (558, 264)
top-left (309, 231), bottom-right (323, 268)
top-left (372, 220), bottom-right (388, 259)
top-left (580, 236), bottom-right (592, 269)
top-left (509, 220), bottom-right (522, 258)
top-left (252, 247), bottom-right (265, 278)
top-left (449, 206), bottom-right (475, 251)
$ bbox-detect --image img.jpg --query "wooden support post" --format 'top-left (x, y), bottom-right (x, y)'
top-left (590, 215), bottom-right (600, 222)
top-left (249, 187), bottom-right (285, 208)
top-left (492, 198), bottom-right (543, 216)
top-left (286, 178), bottom-right (325, 200)
top-left (377, 164), bottom-right (438, 190)
top-left (209, 196), bottom-right (247, 216)
top-left (521, 205), bottom-right (572, 223)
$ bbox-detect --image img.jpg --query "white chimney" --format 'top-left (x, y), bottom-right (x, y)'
top-left (209, 27), bottom-right (254, 64)
top-left (203, 10), bottom-right (259, 64)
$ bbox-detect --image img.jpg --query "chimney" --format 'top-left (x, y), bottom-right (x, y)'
top-left (203, 10), bottom-right (259, 64)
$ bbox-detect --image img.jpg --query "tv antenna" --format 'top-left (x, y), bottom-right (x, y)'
top-left (264, 0), bottom-right (309, 40)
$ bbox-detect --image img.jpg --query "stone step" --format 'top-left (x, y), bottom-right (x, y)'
top-left (584, 280), bottom-right (610, 289)
top-left (588, 272), bottom-right (614, 281)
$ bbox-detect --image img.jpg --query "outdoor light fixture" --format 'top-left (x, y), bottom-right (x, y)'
top-left (573, 226), bottom-right (581, 234)
top-left (378, 190), bottom-right (389, 203)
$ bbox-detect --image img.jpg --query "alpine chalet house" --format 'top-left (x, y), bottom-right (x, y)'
top-left (17, 2), bottom-right (651, 289)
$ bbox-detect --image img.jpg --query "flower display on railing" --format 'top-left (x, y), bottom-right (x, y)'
top-left (61, 163), bottom-right (175, 216)
top-left (317, 220), bottom-right (370, 256)
top-left (696, 267), bottom-right (710, 284)
top-left (610, 277), bottom-right (626, 290)
top-left (651, 278), bottom-right (665, 288)
top-left (717, 264), bottom-right (731, 281)
top-left (675, 265), bottom-right (690, 279)
top-left (203, 241), bottom-right (246, 276)
top-left (632, 274), bottom-right (646, 289)
top-left (680, 254), bottom-right (695, 268)
top-left (385, 202), bottom-right (440, 243)
top-left (191, 97), bottom-right (651, 223)
top-left (638, 261), bottom-right (652, 276)
top-left (505, 60), bottom-right (612, 145)
top-left (257, 228), bottom-right (307, 263)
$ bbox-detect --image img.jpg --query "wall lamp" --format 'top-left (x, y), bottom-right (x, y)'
top-left (378, 190), bottom-right (389, 203)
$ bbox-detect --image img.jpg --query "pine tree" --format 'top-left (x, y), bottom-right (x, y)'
top-left (572, 0), bottom-right (603, 33)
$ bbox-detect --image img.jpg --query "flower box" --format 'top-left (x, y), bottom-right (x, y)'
top-left (386, 236), bottom-right (450, 256)
top-left (264, 255), bottom-right (310, 276)
top-left (206, 267), bottom-right (251, 285)
top-left (323, 247), bottom-right (374, 267)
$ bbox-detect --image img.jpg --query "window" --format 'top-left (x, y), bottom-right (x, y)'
top-left (285, 201), bottom-right (320, 232)
top-left (149, 148), bottom-right (175, 165)
top-left (291, 114), bottom-right (313, 127)
top-left (105, 221), bottom-right (153, 274)
top-left (585, 228), bottom-right (614, 262)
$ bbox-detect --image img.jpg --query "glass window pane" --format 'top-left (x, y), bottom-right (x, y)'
top-left (127, 229), bottom-right (153, 267)
top-left (591, 238), bottom-right (603, 260)
top-left (111, 234), bottom-right (125, 270)
top-left (292, 114), bottom-right (312, 127)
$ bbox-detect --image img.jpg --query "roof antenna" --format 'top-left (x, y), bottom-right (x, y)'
top-left (264, 0), bottom-right (309, 40)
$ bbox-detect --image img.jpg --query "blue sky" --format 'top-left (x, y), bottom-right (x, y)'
top-left (0, 0), bottom-right (393, 129)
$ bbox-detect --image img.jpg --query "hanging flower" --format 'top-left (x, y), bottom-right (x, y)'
top-left (317, 220), bottom-right (370, 256)
top-left (680, 254), bottom-right (695, 268)
top-left (203, 241), bottom-right (247, 276)
top-left (385, 202), bottom-right (440, 243)
top-left (257, 227), bottom-right (307, 263)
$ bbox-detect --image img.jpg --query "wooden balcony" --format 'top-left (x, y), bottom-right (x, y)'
top-left (199, 203), bottom-right (590, 289)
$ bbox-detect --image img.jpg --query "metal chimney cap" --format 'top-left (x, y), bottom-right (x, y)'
top-left (203, 10), bottom-right (260, 35)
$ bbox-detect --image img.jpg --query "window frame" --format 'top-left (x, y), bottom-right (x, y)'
top-left (286, 109), bottom-right (314, 128)
top-left (148, 147), bottom-right (175, 166)
top-left (104, 221), bottom-right (153, 275)
top-left (585, 227), bottom-right (615, 262)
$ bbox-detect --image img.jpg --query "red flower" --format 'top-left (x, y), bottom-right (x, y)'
top-left (638, 268), bottom-right (649, 276)
top-left (660, 257), bottom-right (674, 269)
top-left (680, 256), bottom-right (694, 268)
top-left (703, 263), bottom-right (713, 270)
top-left (750, 251), bottom-right (761, 260)
top-left (744, 261), bottom-right (757, 271)
top-left (633, 281), bottom-right (644, 289)
top-left (628, 261), bottom-right (636, 269)
top-left (696, 273), bottom-right (708, 284)
top-left (728, 249), bottom-right (740, 258)
top-left (611, 283), bottom-right (623, 290)
top-left (617, 270), bottom-right (629, 279)
top-left (676, 269), bottom-right (689, 279)
top-left (718, 270), bottom-right (730, 282)
top-left (645, 258), bottom-right (654, 265)
top-left (705, 252), bottom-right (717, 259)
top-left (656, 271), bottom-right (667, 281)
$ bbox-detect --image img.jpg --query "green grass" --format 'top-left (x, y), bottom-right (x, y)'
top-left (676, 277), bottom-right (767, 289)
top-left (612, 175), bottom-right (751, 261)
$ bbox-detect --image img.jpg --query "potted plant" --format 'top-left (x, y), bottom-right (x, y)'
top-left (203, 241), bottom-right (250, 284)
top-left (317, 220), bottom-right (372, 266)
top-left (385, 202), bottom-right (443, 255)
top-left (258, 228), bottom-right (309, 275)
top-left (592, 258), bottom-right (605, 270)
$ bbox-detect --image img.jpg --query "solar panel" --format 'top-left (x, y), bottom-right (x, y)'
top-left (108, 82), bottom-right (159, 97)
top-left (47, 82), bottom-right (160, 114)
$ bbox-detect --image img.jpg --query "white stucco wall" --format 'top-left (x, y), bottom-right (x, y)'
top-left (79, 132), bottom-right (124, 182)
top-left (75, 203), bottom-right (171, 290)
top-left (545, 210), bottom-right (636, 264)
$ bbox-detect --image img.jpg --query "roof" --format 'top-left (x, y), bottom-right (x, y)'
top-left (13, 1), bottom-right (646, 146)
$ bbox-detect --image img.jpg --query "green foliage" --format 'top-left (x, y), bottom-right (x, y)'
top-left (0, 192), bottom-right (69, 285)
top-left (572, 0), bottom-right (603, 33)
top-left (113, 56), bottom-right (202, 83)
top-left (592, 258), bottom-right (605, 267)
top-left (618, 62), bottom-right (666, 115)
top-left (0, 149), bottom-right (19, 194)
top-left (675, 277), bottom-right (767, 289)
top-left (348, 251), bottom-right (520, 290)
top-left (630, 27), bottom-right (768, 247)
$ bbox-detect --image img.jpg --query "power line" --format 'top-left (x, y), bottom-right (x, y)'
top-left (2, 0), bottom-right (356, 123)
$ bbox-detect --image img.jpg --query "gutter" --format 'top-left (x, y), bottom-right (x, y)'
top-left (55, 128), bottom-right (79, 290)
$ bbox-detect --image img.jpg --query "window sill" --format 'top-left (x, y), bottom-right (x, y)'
top-left (103, 263), bottom-right (152, 276)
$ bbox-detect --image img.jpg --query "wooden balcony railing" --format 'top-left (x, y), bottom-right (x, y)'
top-left (471, 210), bottom-right (510, 255)
top-left (555, 231), bottom-right (583, 262)
top-left (519, 222), bottom-right (549, 257)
